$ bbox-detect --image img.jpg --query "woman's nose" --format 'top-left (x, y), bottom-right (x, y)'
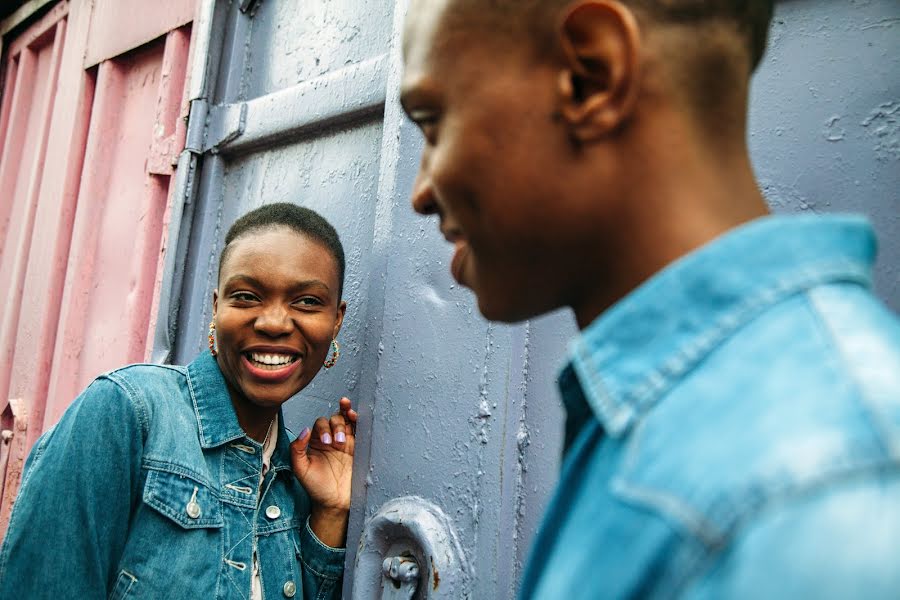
top-left (254, 306), bottom-right (293, 336)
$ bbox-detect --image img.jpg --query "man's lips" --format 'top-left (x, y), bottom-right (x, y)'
top-left (450, 240), bottom-right (470, 284)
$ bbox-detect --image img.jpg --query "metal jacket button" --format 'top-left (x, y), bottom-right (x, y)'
top-left (265, 505), bottom-right (281, 519)
top-left (282, 580), bottom-right (296, 597)
top-left (186, 501), bottom-right (201, 519)
top-left (186, 486), bottom-right (201, 519)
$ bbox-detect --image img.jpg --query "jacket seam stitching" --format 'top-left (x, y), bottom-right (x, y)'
top-left (805, 288), bottom-right (899, 458)
top-left (671, 462), bottom-right (900, 595)
top-left (612, 419), bottom-right (722, 547)
top-left (185, 365), bottom-right (208, 447)
top-left (101, 374), bottom-right (151, 441)
top-left (299, 553), bottom-right (342, 581)
top-left (143, 458), bottom-right (215, 487)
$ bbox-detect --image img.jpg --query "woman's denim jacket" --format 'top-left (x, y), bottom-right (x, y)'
top-left (0, 351), bottom-right (345, 600)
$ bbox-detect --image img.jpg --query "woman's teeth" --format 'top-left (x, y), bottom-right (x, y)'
top-left (249, 353), bottom-right (297, 369)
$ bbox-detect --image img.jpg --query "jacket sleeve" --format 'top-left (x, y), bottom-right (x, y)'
top-left (299, 516), bottom-right (346, 600)
top-left (681, 476), bottom-right (900, 600)
top-left (0, 375), bottom-right (146, 597)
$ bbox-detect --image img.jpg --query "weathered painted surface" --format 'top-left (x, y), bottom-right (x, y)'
top-left (45, 28), bottom-right (191, 426)
top-left (160, 1), bottom-right (899, 598)
top-left (84, 0), bottom-right (194, 67)
top-left (0, 0), bottom-right (196, 533)
top-left (750, 2), bottom-right (900, 312)
top-left (0, 1), bottom-right (76, 535)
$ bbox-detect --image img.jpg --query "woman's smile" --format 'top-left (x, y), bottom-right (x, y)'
top-left (247, 352), bottom-right (298, 366)
top-left (241, 351), bottom-right (303, 383)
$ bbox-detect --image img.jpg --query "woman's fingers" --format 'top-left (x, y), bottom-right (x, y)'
top-left (329, 414), bottom-right (350, 447)
top-left (312, 416), bottom-right (332, 446)
top-left (338, 397), bottom-right (357, 429)
top-left (309, 399), bottom-right (357, 449)
top-left (289, 427), bottom-right (312, 469)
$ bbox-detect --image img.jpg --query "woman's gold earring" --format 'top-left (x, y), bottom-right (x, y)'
top-left (208, 320), bottom-right (217, 357)
top-left (323, 339), bottom-right (340, 369)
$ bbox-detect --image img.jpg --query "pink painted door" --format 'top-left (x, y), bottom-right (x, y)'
top-left (0, 0), bottom-right (196, 534)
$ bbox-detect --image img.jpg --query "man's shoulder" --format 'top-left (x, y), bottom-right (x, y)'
top-left (613, 281), bottom-right (900, 547)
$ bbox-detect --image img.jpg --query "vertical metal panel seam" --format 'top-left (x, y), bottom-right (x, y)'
top-left (341, 0), bottom-right (411, 595)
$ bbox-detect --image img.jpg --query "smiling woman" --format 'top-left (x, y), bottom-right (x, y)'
top-left (0, 203), bottom-right (355, 600)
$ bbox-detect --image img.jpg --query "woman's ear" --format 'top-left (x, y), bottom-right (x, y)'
top-left (333, 301), bottom-right (347, 339)
top-left (212, 290), bottom-right (219, 319)
top-left (556, 0), bottom-right (642, 143)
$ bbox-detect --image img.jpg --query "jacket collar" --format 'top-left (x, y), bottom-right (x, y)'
top-left (186, 351), bottom-right (297, 470)
top-left (270, 414), bottom-right (296, 472)
top-left (563, 214), bottom-right (876, 439)
top-left (187, 351), bottom-right (248, 448)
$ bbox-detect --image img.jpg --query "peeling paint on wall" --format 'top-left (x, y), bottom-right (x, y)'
top-left (861, 101), bottom-right (899, 161)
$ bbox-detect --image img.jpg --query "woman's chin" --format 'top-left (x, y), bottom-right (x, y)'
top-left (240, 381), bottom-right (305, 408)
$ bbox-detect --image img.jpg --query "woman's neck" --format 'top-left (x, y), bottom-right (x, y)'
top-left (228, 390), bottom-right (279, 443)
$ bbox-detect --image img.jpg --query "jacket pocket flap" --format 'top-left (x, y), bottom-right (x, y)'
top-left (143, 468), bottom-right (223, 529)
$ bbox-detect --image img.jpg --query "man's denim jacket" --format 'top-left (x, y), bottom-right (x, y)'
top-left (0, 351), bottom-right (345, 599)
top-left (521, 215), bottom-right (900, 599)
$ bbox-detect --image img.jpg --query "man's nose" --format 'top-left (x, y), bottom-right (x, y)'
top-left (411, 168), bottom-right (437, 215)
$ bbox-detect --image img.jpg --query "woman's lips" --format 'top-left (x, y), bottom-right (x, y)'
top-left (241, 354), bottom-right (302, 383)
top-left (451, 240), bottom-right (470, 285)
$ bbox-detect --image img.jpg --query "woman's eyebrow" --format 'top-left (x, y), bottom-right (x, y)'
top-left (223, 274), bottom-right (265, 289)
top-left (223, 275), bottom-right (332, 293)
top-left (289, 279), bottom-right (332, 294)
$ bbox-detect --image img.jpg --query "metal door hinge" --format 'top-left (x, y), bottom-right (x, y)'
top-left (381, 556), bottom-right (419, 600)
top-left (355, 497), bottom-right (470, 598)
top-left (239, 0), bottom-right (263, 16)
top-left (183, 98), bottom-right (209, 156)
top-left (0, 398), bottom-right (28, 539)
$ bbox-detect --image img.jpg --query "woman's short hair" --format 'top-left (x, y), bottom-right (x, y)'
top-left (218, 202), bottom-right (346, 299)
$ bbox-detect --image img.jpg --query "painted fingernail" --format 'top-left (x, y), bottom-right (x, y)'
top-left (299, 427), bottom-right (310, 439)
top-left (335, 432), bottom-right (346, 443)
top-left (321, 433), bottom-right (332, 445)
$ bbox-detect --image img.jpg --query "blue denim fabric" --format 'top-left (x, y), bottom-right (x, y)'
top-left (520, 215), bottom-right (900, 599)
top-left (0, 351), bottom-right (345, 600)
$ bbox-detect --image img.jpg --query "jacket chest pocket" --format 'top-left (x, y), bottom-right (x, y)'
top-left (142, 468), bottom-right (224, 529)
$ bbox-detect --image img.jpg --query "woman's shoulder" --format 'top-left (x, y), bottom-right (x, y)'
top-left (84, 363), bottom-right (192, 422)
top-left (102, 362), bottom-right (187, 383)
top-left (97, 363), bottom-right (186, 397)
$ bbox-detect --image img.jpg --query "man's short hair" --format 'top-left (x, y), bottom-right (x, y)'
top-left (218, 202), bottom-right (346, 299)
top-left (452, 1), bottom-right (774, 72)
top-left (446, 0), bottom-right (774, 138)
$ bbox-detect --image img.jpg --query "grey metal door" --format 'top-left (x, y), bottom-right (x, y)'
top-left (153, 1), bottom-right (899, 598)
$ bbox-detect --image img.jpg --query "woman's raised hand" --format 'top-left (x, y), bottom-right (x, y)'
top-left (289, 397), bottom-right (357, 547)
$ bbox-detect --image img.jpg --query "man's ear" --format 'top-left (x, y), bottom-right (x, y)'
top-left (556, 1), bottom-right (641, 142)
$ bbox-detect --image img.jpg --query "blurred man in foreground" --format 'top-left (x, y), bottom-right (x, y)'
top-left (401, 1), bottom-right (900, 597)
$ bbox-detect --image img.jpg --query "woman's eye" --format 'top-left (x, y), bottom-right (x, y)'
top-left (294, 297), bottom-right (323, 308)
top-left (231, 292), bottom-right (258, 302)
